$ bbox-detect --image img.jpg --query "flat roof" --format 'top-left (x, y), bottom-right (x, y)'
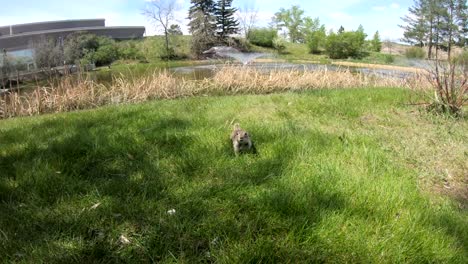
top-left (0, 18), bottom-right (106, 28)
top-left (0, 26), bottom-right (145, 40)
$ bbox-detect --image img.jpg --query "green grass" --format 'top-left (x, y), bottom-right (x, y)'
top-left (1, 88), bottom-right (467, 263)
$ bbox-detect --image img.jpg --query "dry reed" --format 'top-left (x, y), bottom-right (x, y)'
top-left (0, 66), bottom-right (431, 119)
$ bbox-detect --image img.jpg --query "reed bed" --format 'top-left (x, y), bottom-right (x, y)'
top-left (0, 66), bottom-right (431, 118)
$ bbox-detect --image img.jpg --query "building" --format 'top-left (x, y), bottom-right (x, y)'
top-left (0, 19), bottom-right (145, 67)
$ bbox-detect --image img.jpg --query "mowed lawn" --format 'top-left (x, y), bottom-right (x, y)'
top-left (0, 88), bottom-right (466, 263)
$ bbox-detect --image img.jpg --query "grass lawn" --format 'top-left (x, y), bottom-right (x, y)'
top-left (0, 88), bottom-right (466, 263)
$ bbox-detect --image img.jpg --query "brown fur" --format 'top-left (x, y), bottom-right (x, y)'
top-left (230, 123), bottom-right (256, 155)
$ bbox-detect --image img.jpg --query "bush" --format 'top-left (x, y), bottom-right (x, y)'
top-left (452, 50), bottom-right (468, 68)
top-left (325, 30), bottom-right (366, 59)
top-left (64, 33), bottom-right (100, 64)
top-left (117, 42), bottom-right (145, 61)
top-left (405, 46), bottom-right (425, 59)
top-left (307, 28), bottom-right (326, 54)
top-left (384, 54), bottom-right (395, 64)
top-left (248, 28), bottom-right (277, 48)
top-left (92, 45), bottom-right (119, 66)
top-left (273, 37), bottom-right (287, 54)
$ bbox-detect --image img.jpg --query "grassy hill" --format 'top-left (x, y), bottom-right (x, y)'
top-left (1, 88), bottom-right (466, 263)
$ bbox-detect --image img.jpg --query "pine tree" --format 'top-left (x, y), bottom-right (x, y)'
top-left (400, 0), bottom-right (427, 47)
top-left (338, 26), bottom-right (345, 34)
top-left (214, 0), bottom-right (239, 42)
top-left (371, 31), bottom-right (382, 52)
top-left (188, 0), bottom-right (217, 57)
top-left (400, 0), bottom-right (467, 59)
top-left (439, 0), bottom-right (468, 59)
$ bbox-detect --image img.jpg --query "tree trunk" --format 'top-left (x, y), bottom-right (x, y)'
top-left (164, 28), bottom-right (170, 59)
top-left (428, 19), bottom-right (434, 59)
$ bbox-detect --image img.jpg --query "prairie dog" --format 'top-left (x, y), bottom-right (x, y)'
top-left (230, 123), bottom-right (256, 155)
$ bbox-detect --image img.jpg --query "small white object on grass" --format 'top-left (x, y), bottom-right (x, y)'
top-left (167, 209), bottom-right (176, 215)
top-left (119, 235), bottom-right (131, 245)
top-left (90, 203), bottom-right (101, 210)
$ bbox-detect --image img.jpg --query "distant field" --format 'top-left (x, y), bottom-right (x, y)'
top-left (1, 88), bottom-right (466, 263)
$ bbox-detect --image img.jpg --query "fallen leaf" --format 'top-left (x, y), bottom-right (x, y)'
top-left (90, 203), bottom-right (101, 210)
top-left (119, 235), bottom-right (131, 245)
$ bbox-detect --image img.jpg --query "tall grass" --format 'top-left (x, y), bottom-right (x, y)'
top-left (0, 66), bottom-right (431, 118)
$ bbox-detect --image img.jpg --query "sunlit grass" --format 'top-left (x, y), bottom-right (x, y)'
top-left (0, 88), bottom-right (466, 263)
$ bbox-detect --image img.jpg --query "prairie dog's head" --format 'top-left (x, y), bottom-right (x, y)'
top-left (234, 130), bottom-right (250, 143)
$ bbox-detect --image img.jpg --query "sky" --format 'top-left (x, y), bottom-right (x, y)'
top-left (0, 0), bottom-right (412, 41)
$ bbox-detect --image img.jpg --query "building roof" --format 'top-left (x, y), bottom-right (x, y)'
top-left (0, 19), bottom-right (145, 52)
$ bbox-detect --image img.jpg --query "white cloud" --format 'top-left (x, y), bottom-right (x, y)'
top-left (390, 3), bottom-right (400, 9)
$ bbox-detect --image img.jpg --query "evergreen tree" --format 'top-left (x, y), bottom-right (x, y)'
top-left (168, 24), bottom-right (183, 35)
top-left (439, 0), bottom-right (468, 59)
top-left (338, 26), bottom-right (345, 34)
top-left (400, 0), bottom-right (427, 47)
top-left (371, 31), bottom-right (382, 52)
top-left (188, 0), bottom-right (217, 57)
top-left (214, 0), bottom-right (239, 42)
top-left (400, 0), bottom-right (468, 59)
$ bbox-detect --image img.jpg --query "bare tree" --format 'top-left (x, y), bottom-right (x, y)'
top-left (143, 0), bottom-right (180, 58)
top-left (236, 3), bottom-right (258, 39)
top-left (383, 39), bottom-right (394, 55)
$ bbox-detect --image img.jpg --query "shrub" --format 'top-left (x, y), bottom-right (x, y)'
top-left (117, 42), bottom-right (145, 61)
top-left (452, 50), bottom-right (468, 68)
top-left (64, 33), bottom-right (100, 64)
top-left (384, 54), bottom-right (395, 64)
top-left (405, 46), bottom-right (425, 59)
top-left (307, 27), bottom-right (326, 54)
top-left (273, 37), bottom-right (287, 54)
top-left (325, 30), bottom-right (366, 59)
top-left (426, 61), bottom-right (467, 115)
top-left (92, 45), bottom-right (119, 66)
top-left (248, 28), bottom-right (277, 48)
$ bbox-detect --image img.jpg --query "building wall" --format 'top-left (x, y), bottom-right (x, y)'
top-left (0, 26), bottom-right (10, 36)
top-left (0, 27), bottom-right (145, 52)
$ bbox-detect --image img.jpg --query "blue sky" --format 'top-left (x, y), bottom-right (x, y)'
top-left (0, 0), bottom-right (411, 41)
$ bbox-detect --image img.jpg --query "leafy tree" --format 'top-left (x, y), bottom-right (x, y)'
top-left (325, 26), bottom-right (367, 59)
top-left (273, 5), bottom-right (305, 43)
top-left (214, 0), bottom-right (239, 42)
top-left (307, 25), bottom-right (327, 54)
top-left (63, 33), bottom-right (99, 64)
top-left (188, 0), bottom-right (217, 57)
top-left (168, 24), bottom-right (183, 35)
top-left (248, 27), bottom-right (277, 47)
top-left (370, 31), bottom-right (382, 52)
